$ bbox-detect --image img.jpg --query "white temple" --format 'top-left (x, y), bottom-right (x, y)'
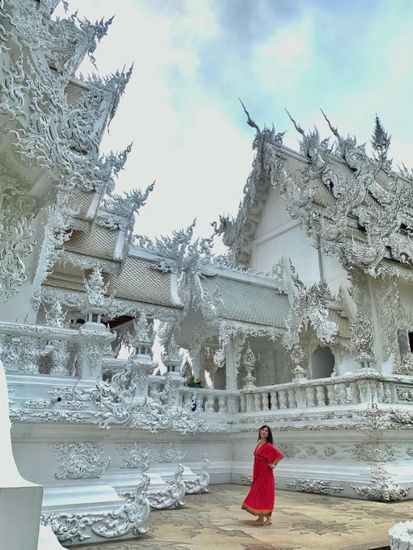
top-left (1, 0), bottom-right (413, 546)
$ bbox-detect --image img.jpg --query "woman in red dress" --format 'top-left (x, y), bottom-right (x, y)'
top-left (241, 425), bottom-right (283, 526)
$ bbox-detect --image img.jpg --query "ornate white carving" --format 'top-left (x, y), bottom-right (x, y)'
top-left (184, 454), bottom-right (210, 494)
top-left (241, 474), bottom-right (253, 486)
top-left (351, 442), bottom-right (396, 463)
top-left (84, 266), bottom-right (110, 309)
top-left (147, 464), bottom-right (185, 509)
top-left (283, 260), bottom-right (337, 368)
top-left (352, 465), bottom-right (408, 502)
top-left (0, 164), bottom-right (36, 300)
top-left (54, 442), bottom-right (110, 479)
top-left (72, 367), bottom-right (200, 433)
top-left (119, 443), bottom-right (186, 469)
top-left (134, 220), bottom-right (222, 320)
top-left (0, 335), bottom-right (48, 374)
top-left (242, 344), bottom-right (257, 389)
top-left (42, 474), bottom-right (150, 543)
top-left (98, 181), bottom-right (155, 230)
top-left (389, 521), bottom-right (413, 550)
top-left (348, 269), bottom-right (376, 367)
top-left (287, 479), bottom-right (344, 495)
top-left (396, 386), bottom-right (413, 403)
top-left (212, 102), bottom-right (285, 265)
top-left (278, 442), bottom-right (298, 458)
top-left (324, 445), bottom-right (337, 457)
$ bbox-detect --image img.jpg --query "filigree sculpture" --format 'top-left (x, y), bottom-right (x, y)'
top-left (54, 442), bottom-right (110, 479)
top-left (42, 473), bottom-right (150, 543)
top-left (352, 465), bottom-right (408, 502)
top-left (283, 261), bottom-right (337, 367)
top-left (184, 454), bottom-right (210, 494)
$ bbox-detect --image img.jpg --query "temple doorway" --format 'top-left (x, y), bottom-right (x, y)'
top-left (310, 346), bottom-right (335, 379)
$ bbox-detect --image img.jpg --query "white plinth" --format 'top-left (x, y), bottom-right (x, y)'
top-left (37, 525), bottom-right (66, 550)
top-left (389, 521), bottom-right (413, 550)
top-left (0, 479), bottom-right (43, 550)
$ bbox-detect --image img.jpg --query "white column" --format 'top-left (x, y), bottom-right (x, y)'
top-left (0, 359), bottom-right (43, 550)
top-left (225, 335), bottom-right (244, 391)
top-left (190, 344), bottom-right (206, 384)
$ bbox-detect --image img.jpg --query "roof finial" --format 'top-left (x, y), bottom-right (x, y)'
top-left (371, 115), bottom-right (391, 163)
top-left (239, 98), bottom-right (261, 133)
top-left (320, 109), bottom-right (340, 139)
top-left (285, 108), bottom-right (305, 138)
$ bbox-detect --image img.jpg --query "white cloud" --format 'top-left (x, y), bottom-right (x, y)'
top-left (54, 0), bottom-right (413, 250)
top-left (253, 17), bottom-right (314, 92)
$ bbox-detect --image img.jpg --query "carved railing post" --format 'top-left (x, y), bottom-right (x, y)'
top-left (77, 327), bottom-right (114, 379)
top-left (78, 266), bottom-right (114, 379)
top-left (254, 392), bottom-right (262, 411)
top-left (262, 392), bottom-right (270, 411)
top-left (350, 381), bottom-right (360, 403)
top-left (305, 387), bottom-right (315, 407)
top-left (278, 390), bottom-right (287, 409)
top-left (205, 393), bottom-right (215, 413)
top-left (228, 392), bottom-right (240, 413)
top-left (218, 395), bottom-right (227, 413)
top-left (287, 388), bottom-right (296, 409)
top-left (128, 313), bottom-right (157, 402)
top-left (326, 384), bottom-right (336, 406)
top-left (315, 386), bottom-right (326, 406)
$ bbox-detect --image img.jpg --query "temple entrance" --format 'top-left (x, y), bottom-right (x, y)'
top-left (310, 346), bottom-right (335, 379)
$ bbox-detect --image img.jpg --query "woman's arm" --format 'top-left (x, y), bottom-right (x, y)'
top-left (269, 459), bottom-right (280, 469)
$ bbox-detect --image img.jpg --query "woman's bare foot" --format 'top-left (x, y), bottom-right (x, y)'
top-left (252, 518), bottom-right (266, 526)
top-left (263, 517), bottom-right (272, 526)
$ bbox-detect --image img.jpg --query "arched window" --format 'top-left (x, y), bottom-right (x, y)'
top-left (311, 346), bottom-right (335, 379)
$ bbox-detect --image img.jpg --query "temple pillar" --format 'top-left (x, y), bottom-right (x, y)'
top-left (190, 343), bottom-right (206, 384)
top-left (224, 335), bottom-right (245, 391)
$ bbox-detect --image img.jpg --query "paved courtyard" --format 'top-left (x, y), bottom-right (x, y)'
top-left (72, 484), bottom-right (413, 550)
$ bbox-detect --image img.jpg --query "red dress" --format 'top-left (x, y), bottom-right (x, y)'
top-left (242, 442), bottom-right (283, 517)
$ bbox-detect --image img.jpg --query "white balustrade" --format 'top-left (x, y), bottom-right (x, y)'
top-left (262, 392), bottom-right (270, 411)
top-left (254, 393), bottom-right (262, 412)
top-left (315, 386), bottom-right (325, 406)
top-left (218, 395), bottom-right (227, 413)
top-left (278, 390), bottom-right (287, 409)
top-left (2, 318), bottom-right (413, 419)
top-left (0, 320), bottom-right (114, 379)
top-left (287, 389), bottom-right (296, 408)
top-left (177, 372), bottom-right (413, 417)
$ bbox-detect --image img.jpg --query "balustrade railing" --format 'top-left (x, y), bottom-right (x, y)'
top-left (2, 321), bottom-right (412, 418)
top-left (177, 387), bottom-right (236, 414)
top-left (173, 374), bottom-right (413, 415)
top-left (0, 320), bottom-right (113, 378)
top-left (233, 373), bottom-right (403, 414)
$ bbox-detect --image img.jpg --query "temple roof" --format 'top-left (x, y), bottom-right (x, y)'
top-left (65, 227), bottom-right (119, 261)
top-left (202, 275), bottom-right (289, 328)
top-left (106, 256), bottom-right (175, 308)
top-left (214, 114), bottom-right (413, 277)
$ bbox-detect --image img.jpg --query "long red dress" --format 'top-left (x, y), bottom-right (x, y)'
top-left (242, 442), bottom-right (283, 517)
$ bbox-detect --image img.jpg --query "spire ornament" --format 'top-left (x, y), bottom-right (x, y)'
top-left (242, 344), bottom-right (257, 390)
top-left (371, 115), bottom-right (391, 164)
top-left (162, 334), bottom-right (183, 378)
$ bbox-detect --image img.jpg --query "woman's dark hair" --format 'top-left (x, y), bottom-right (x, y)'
top-left (257, 424), bottom-right (273, 444)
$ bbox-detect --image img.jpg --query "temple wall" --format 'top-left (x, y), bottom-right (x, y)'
top-left (399, 281), bottom-right (413, 320)
top-left (0, 214), bottom-right (47, 323)
top-left (250, 187), bottom-right (348, 292)
top-left (319, 253), bottom-right (349, 295)
top-left (0, 282), bottom-right (37, 323)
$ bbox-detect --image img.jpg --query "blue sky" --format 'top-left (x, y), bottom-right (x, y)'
top-left (58, 0), bottom-right (413, 246)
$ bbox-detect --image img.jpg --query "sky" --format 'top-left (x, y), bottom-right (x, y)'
top-left (57, 0), bottom-right (413, 249)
